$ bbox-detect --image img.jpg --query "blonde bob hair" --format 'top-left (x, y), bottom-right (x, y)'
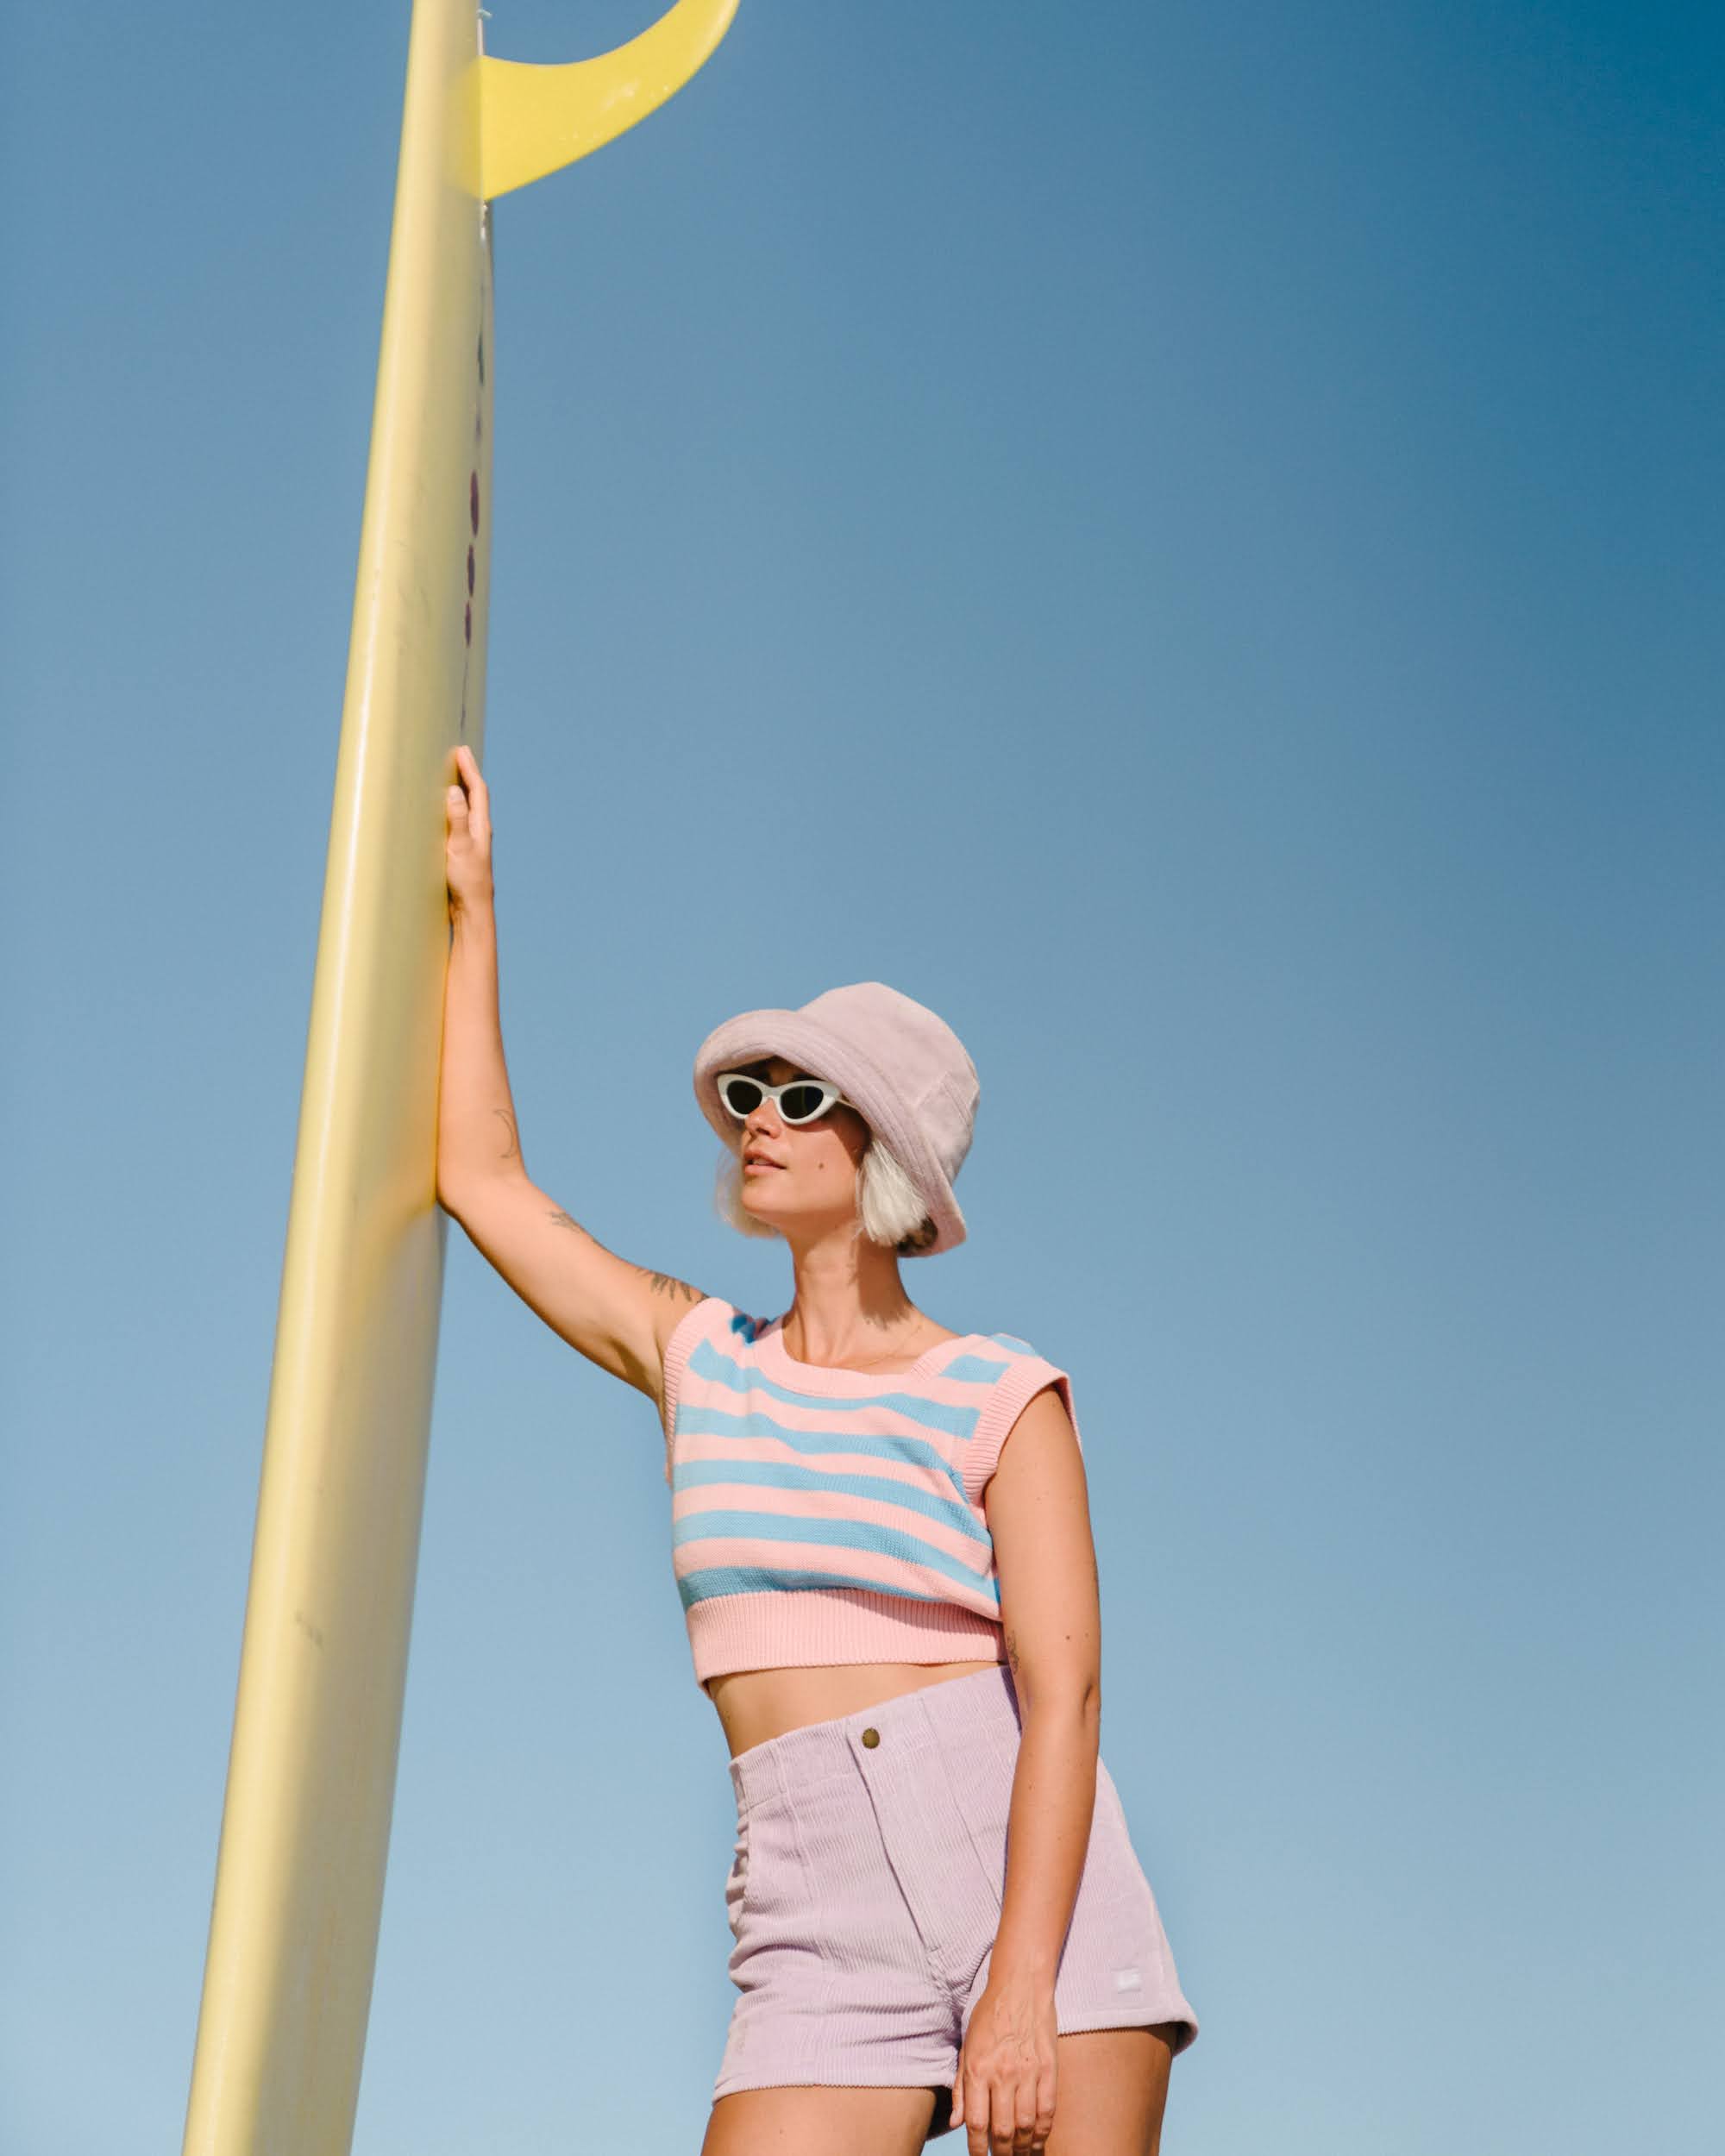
top-left (713, 1130), bottom-right (939, 1257)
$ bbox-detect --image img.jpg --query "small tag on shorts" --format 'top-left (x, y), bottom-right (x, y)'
top-left (1113, 1967), bottom-right (1143, 1991)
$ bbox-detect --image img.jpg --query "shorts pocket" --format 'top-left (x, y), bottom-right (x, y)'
top-left (938, 1724), bottom-right (1019, 1916)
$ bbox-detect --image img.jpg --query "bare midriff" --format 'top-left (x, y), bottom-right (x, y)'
top-left (707, 1658), bottom-right (1006, 1759)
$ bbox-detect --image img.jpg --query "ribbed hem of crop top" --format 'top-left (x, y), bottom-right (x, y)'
top-left (658, 1295), bottom-right (1082, 1692)
top-left (688, 1588), bottom-right (1009, 1695)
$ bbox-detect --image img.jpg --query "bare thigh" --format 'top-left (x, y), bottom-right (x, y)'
top-left (702, 2083), bottom-right (940, 2155)
top-left (1044, 2025), bottom-right (1180, 2156)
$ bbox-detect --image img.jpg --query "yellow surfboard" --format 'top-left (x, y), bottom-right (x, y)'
top-left (181, 6), bottom-right (737, 2150)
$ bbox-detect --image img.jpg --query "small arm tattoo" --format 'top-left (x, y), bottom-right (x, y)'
top-left (638, 1269), bottom-right (706, 1307)
top-left (537, 1210), bottom-right (705, 1309)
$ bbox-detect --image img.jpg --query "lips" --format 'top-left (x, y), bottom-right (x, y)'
top-left (743, 1151), bottom-right (784, 1170)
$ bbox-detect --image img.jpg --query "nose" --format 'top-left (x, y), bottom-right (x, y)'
top-left (744, 1100), bottom-right (783, 1144)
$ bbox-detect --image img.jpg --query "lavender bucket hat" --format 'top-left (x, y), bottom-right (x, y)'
top-left (692, 982), bottom-right (981, 1256)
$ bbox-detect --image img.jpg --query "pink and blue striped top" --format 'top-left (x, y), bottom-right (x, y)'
top-left (659, 1296), bottom-right (1081, 1693)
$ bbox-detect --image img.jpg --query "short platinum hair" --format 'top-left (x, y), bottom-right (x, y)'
top-left (713, 1133), bottom-right (938, 1257)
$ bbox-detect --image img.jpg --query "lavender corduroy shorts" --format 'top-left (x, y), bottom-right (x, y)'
top-left (712, 1663), bottom-right (1199, 2134)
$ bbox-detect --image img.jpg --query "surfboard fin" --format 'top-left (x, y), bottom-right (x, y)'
top-left (479, 0), bottom-right (739, 201)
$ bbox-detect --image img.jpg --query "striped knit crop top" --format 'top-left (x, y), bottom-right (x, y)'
top-left (658, 1295), bottom-right (1081, 1693)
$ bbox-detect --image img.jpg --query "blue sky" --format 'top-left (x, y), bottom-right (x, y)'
top-left (3, 2), bottom-right (1721, 2150)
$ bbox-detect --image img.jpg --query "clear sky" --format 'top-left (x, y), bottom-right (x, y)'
top-left (3, 2), bottom-right (1720, 2150)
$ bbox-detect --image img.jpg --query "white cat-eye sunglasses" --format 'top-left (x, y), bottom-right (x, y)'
top-left (715, 1071), bottom-right (854, 1127)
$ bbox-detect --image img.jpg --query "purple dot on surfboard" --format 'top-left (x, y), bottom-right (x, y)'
top-left (470, 473), bottom-right (480, 533)
top-left (467, 546), bottom-right (475, 594)
top-left (465, 600), bottom-right (472, 646)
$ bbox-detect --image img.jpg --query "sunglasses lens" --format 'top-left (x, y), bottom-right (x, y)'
top-left (720, 1077), bottom-right (764, 1118)
top-left (780, 1083), bottom-right (829, 1123)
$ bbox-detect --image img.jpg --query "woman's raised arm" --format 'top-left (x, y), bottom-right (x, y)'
top-left (436, 744), bottom-right (706, 1403)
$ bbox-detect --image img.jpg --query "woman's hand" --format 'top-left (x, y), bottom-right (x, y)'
top-left (445, 743), bottom-right (493, 917)
top-left (950, 1970), bottom-right (1057, 2153)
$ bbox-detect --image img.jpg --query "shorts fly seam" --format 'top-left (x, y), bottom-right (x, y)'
top-left (878, 1809), bottom-right (961, 2015)
top-left (846, 1732), bottom-right (958, 2018)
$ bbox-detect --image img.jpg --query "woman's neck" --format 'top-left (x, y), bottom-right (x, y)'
top-left (781, 1236), bottom-right (926, 1367)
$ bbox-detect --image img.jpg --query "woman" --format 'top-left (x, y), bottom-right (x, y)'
top-left (438, 743), bottom-right (1199, 2154)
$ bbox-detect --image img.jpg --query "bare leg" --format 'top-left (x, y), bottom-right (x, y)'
top-left (702, 2081), bottom-right (941, 2155)
top-left (1044, 2024), bottom-right (1180, 2156)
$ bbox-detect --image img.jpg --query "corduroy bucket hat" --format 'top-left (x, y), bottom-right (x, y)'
top-left (692, 982), bottom-right (980, 1257)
